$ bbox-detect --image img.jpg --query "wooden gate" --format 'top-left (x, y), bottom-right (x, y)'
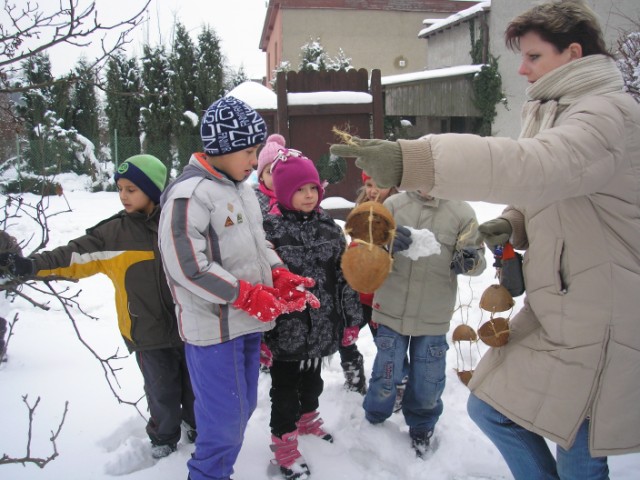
top-left (275, 68), bottom-right (383, 206)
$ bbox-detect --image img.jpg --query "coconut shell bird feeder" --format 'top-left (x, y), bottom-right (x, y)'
top-left (453, 264), bottom-right (517, 386)
top-left (452, 324), bottom-right (480, 386)
top-left (341, 201), bottom-right (397, 294)
top-left (477, 284), bottom-right (514, 347)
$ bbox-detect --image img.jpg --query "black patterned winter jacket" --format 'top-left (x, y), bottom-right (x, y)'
top-left (263, 207), bottom-right (363, 361)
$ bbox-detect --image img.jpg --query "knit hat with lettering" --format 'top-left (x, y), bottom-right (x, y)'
top-left (271, 148), bottom-right (324, 211)
top-left (114, 154), bottom-right (167, 204)
top-left (200, 96), bottom-right (267, 156)
top-left (257, 134), bottom-right (286, 180)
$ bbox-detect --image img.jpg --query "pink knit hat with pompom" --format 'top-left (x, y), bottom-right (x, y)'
top-left (257, 134), bottom-right (286, 180)
top-left (271, 148), bottom-right (324, 211)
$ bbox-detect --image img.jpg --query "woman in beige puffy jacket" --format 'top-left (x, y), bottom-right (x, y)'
top-left (331, 1), bottom-right (640, 478)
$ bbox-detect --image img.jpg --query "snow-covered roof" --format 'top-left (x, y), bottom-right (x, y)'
top-left (227, 81), bottom-right (373, 108)
top-left (419, 1), bottom-right (490, 38)
top-left (287, 91), bottom-right (372, 105)
top-left (422, 18), bottom-right (443, 26)
top-left (227, 81), bottom-right (277, 110)
top-left (381, 64), bottom-right (483, 86)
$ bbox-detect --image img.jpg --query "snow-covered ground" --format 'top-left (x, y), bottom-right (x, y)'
top-left (1, 183), bottom-right (639, 479)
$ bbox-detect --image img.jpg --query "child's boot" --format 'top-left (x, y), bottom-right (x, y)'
top-left (410, 428), bottom-right (434, 459)
top-left (150, 442), bottom-right (177, 459)
top-left (270, 430), bottom-right (310, 480)
top-left (181, 420), bottom-right (197, 443)
top-left (340, 353), bottom-right (367, 395)
top-left (296, 410), bottom-right (333, 443)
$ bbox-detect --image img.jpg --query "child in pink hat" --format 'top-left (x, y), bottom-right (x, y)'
top-left (262, 147), bottom-right (364, 479)
top-left (255, 133), bottom-right (286, 215)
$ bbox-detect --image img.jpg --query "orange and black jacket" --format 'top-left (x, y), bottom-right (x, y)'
top-left (31, 206), bottom-right (181, 352)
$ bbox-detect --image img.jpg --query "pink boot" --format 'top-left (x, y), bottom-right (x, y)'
top-left (270, 430), bottom-right (310, 480)
top-left (296, 410), bottom-right (334, 443)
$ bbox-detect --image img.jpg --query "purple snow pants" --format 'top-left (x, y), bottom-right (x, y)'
top-left (185, 333), bottom-right (261, 480)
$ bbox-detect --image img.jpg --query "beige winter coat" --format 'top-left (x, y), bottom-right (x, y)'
top-left (396, 55), bottom-right (640, 456)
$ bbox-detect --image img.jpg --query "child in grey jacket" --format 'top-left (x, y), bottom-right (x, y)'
top-left (158, 97), bottom-right (317, 480)
top-left (363, 190), bottom-right (486, 458)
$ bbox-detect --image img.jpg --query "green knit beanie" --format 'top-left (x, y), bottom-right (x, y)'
top-left (114, 155), bottom-right (167, 204)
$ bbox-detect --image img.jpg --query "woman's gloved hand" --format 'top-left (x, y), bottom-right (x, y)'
top-left (330, 138), bottom-right (403, 188)
top-left (478, 218), bottom-right (512, 253)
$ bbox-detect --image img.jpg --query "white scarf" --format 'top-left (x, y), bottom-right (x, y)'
top-left (519, 55), bottom-right (624, 138)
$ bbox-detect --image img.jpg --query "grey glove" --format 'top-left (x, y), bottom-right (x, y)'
top-left (0, 252), bottom-right (35, 278)
top-left (391, 225), bottom-right (412, 253)
top-left (478, 218), bottom-right (512, 253)
top-left (330, 138), bottom-right (403, 188)
top-left (451, 247), bottom-right (480, 275)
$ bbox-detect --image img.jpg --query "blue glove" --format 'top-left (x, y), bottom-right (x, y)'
top-left (0, 252), bottom-right (34, 278)
top-left (451, 247), bottom-right (480, 275)
top-left (392, 225), bottom-right (412, 253)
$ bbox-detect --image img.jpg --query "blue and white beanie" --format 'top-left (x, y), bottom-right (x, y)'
top-left (200, 96), bottom-right (267, 156)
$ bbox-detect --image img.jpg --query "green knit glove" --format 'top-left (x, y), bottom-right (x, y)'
top-left (330, 138), bottom-right (403, 188)
top-left (478, 218), bottom-right (512, 253)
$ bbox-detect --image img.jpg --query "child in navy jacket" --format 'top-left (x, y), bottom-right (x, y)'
top-left (262, 147), bottom-right (363, 480)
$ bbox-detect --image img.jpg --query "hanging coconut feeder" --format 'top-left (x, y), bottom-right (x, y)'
top-left (479, 284), bottom-right (515, 314)
top-left (341, 243), bottom-right (392, 293)
top-left (342, 200), bottom-right (396, 293)
top-left (456, 370), bottom-right (474, 386)
top-left (478, 317), bottom-right (510, 347)
top-left (452, 323), bottom-right (480, 386)
top-left (452, 324), bottom-right (478, 342)
top-left (344, 201), bottom-right (396, 246)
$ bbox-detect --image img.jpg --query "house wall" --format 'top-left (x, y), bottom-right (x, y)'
top-left (424, 17), bottom-right (483, 69)
top-left (279, 9), bottom-right (439, 78)
top-left (260, 1), bottom-right (481, 84)
top-left (490, 0), bottom-right (639, 139)
top-left (265, 12), bottom-right (284, 79)
top-left (384, 76), bottom-right (479, 117)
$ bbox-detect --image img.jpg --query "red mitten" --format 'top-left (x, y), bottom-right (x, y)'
top-left (272, 267), bottom-right (320, 312)
top-left (260, 341), bottom-right (273, 368)
top-left (232, 280), bottom-right (286, 322)
top-left (272, 267), bottom-right (315, 300)
top-left (281, 290), bottom-right (321, 314)
top-left (304, 291), bottom-right (321, 309)
top-left (341, 325), bottom-right (360, 347)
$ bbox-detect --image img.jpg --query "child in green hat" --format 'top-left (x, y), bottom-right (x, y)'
top-left (0, 154), bottom-right (196, 459)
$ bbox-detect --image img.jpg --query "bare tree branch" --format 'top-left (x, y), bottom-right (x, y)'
top-left (1, 192), bottom-right (148, 470)
top-left (0, 395), bottom-right (69, 468)
top-left (0, 0), bottom-right (151, 94)
top-left (0, 312), bottom-right (14, 364)
top-left (41, 279), bottom-right (147, 418)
